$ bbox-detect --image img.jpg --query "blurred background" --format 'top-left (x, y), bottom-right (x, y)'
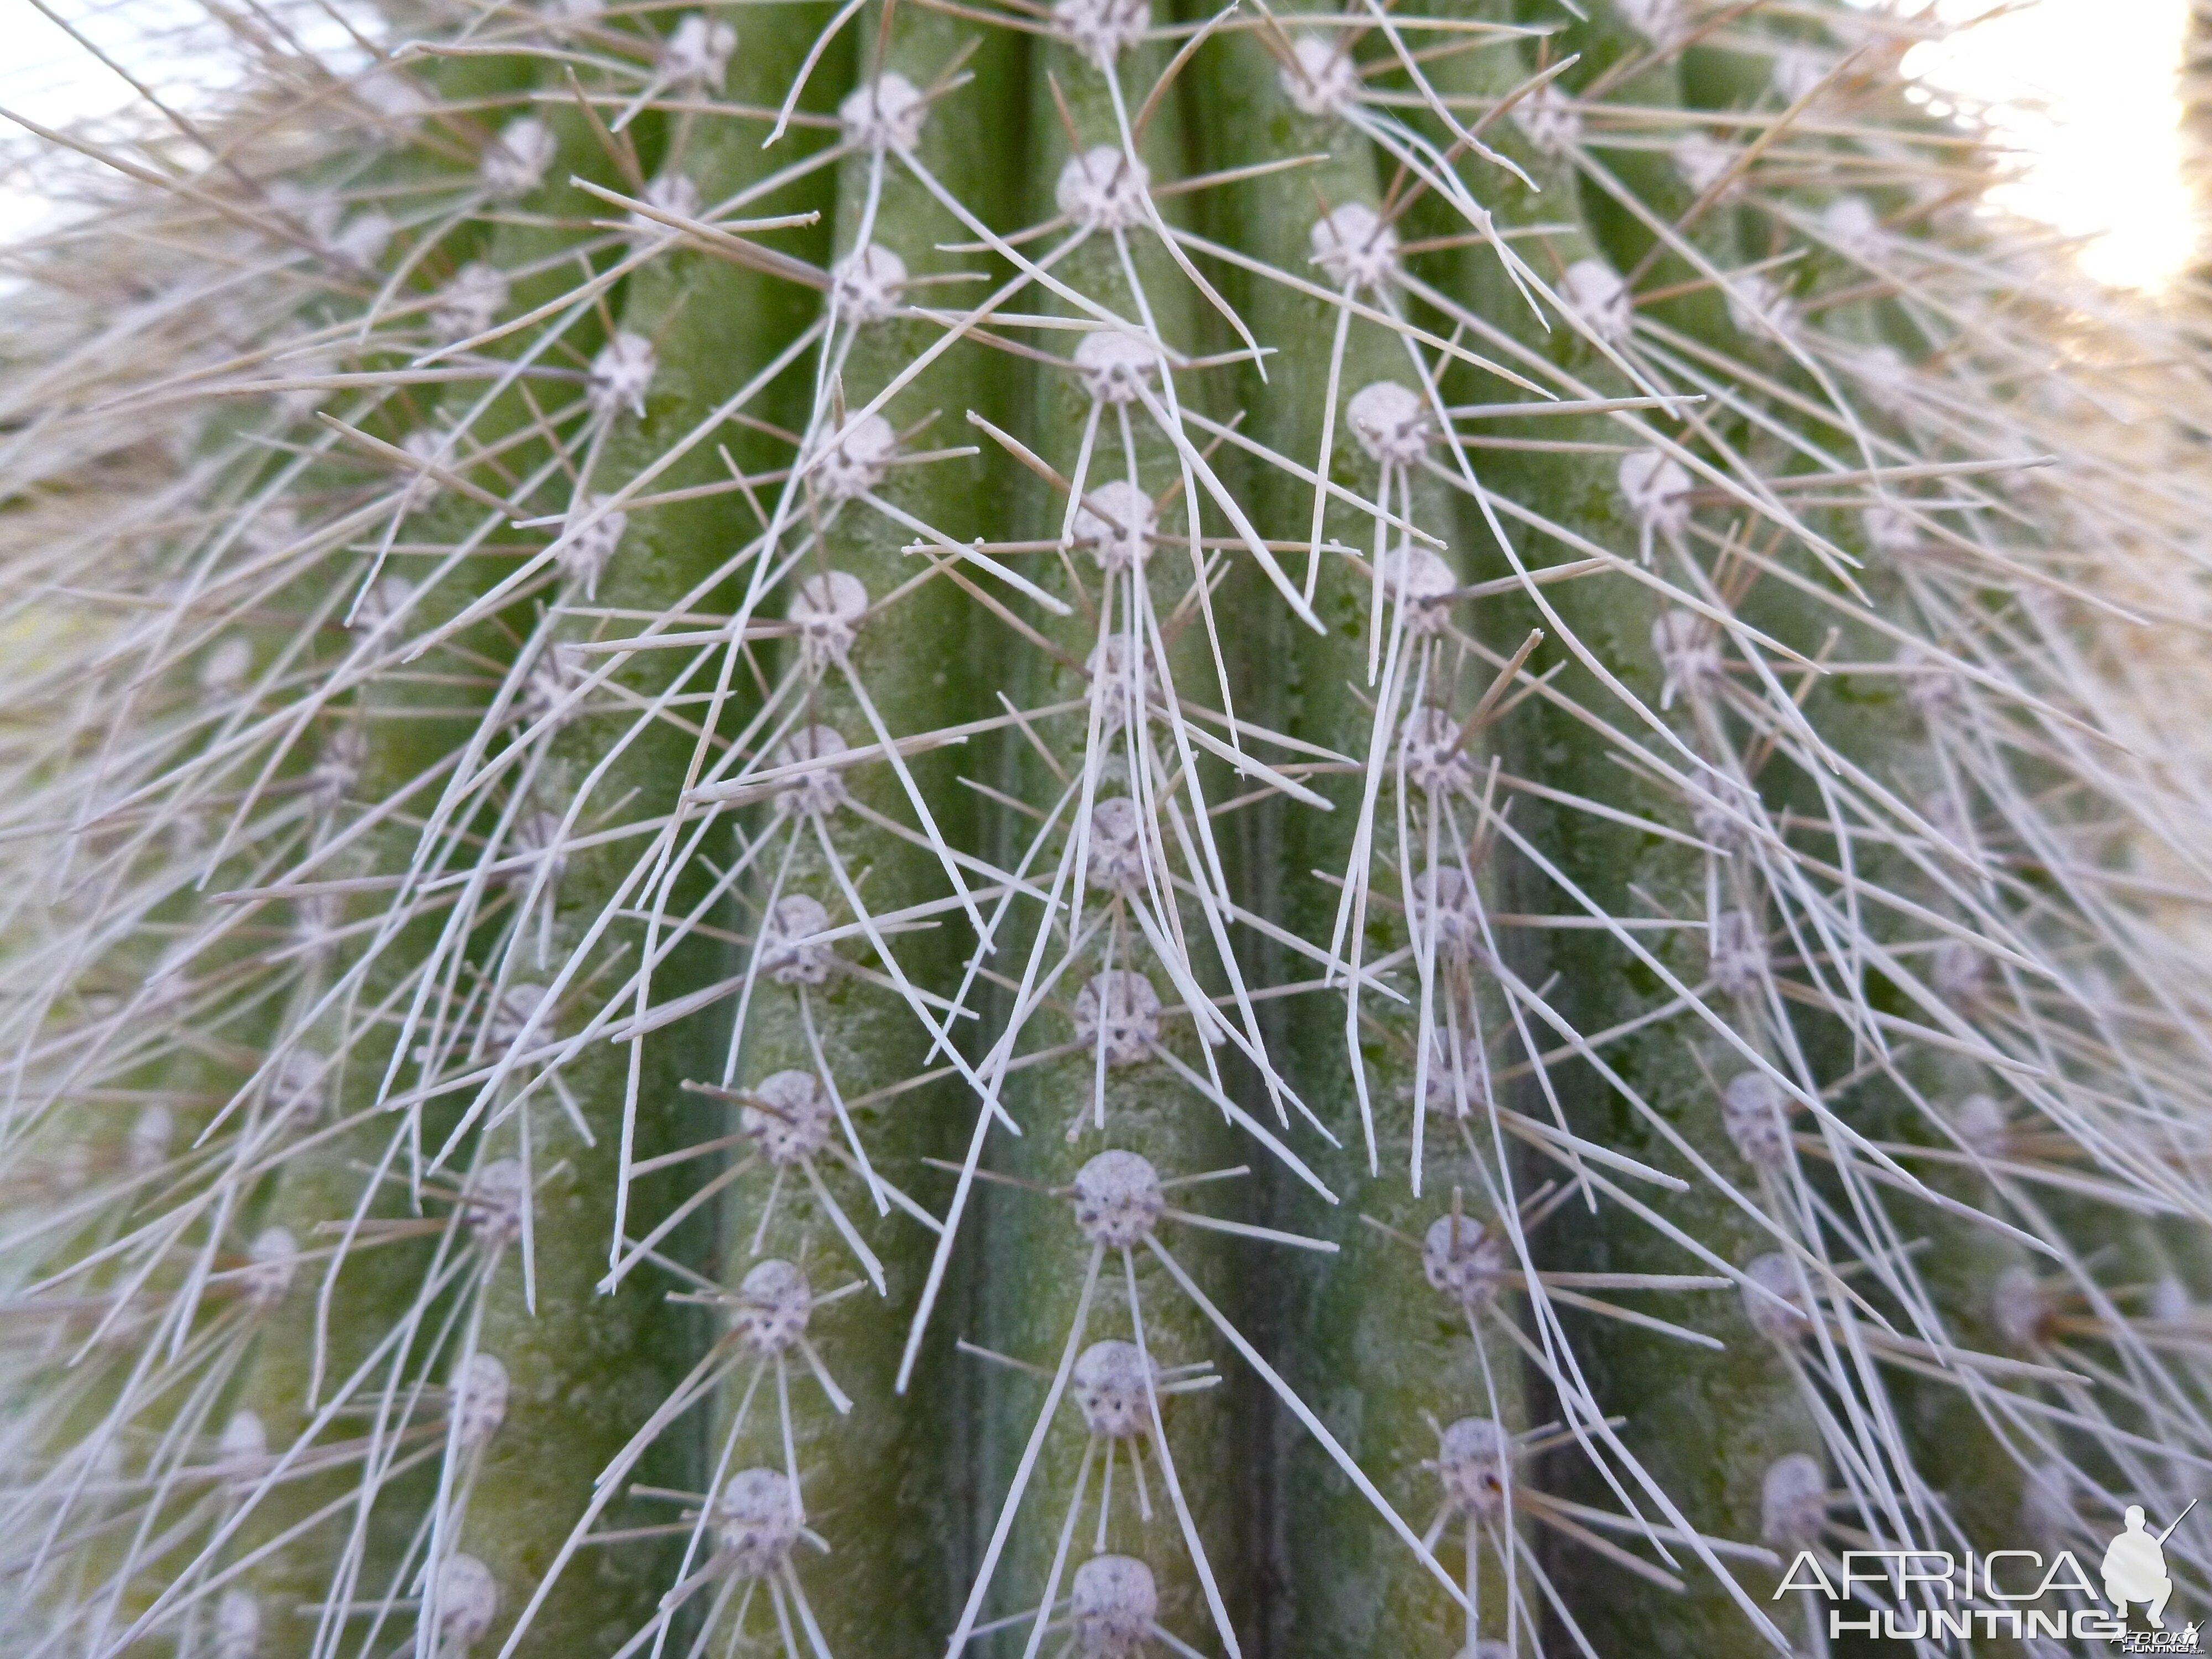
top-left (0, 0), bottom-right (2203, 290)
top-left (1907, 0), bottom-right (2199, 290)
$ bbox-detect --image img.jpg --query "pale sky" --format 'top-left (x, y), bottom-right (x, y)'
top-left (1901, 0), bottom-right (2197, 289)
top-left (0, 0), bottom-right (2200, 288)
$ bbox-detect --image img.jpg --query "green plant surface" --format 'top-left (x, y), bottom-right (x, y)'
top-left (7, 1), bottom-right (2212, 1656)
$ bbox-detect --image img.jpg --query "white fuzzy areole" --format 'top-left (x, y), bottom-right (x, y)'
top-left (127, 1103), bottom-right (173, 1175)
top-left (1283, 35), bottom-right (1359, 119)
top-left (744, 1070), bottom-right (834, 1166)
top-left (1347, 380), bottom-right (1431, 466)
top-left (2152, 1275), bottom-right (2194, 1324)
top-left (1863, 503), bottom-right (1919, 557)
top-left (269, 1047), bottom-right (328, 1124)
top-left (507, 808), bottom-right (567, 886)
top-left (451, 1353), bottom-right (509, 1453)
top-left (1770, 45), bottom-right (1829, 105)
top-left (481, 117), bottom-right (556, 197)
top-left (1070, 1554), bottom-right (1157, 1656)
top-left (1650, 608), bottom-right (1720, 711)
top-left (1072, 1340), bottom-right (1156, 1439)
top-left (759, 893), bottom-right (837, 984)
top-left (484, 987), bottom-right (544, 1053)
top-left (1725, 273), bottom-right (1799, 343)
top-left (1431, 1415), bottom-right (1514, 1522)
top-left (350, 575), bottom-right (416, 640)
top-left (1399, 705), bottom-right (1475, 796)
top-left (1073, 331), bottom-right (1160, 406)
top-left (1990, 1263), bottom-right (2052, 1351)
top-left (1616, 0), bottom-right (1682, 43)
top-left (1073, 971), bottom-right (1162, 1067)
top-left (1741, 1251), bottom-right (1812, 1342)
top-left (1056, 147), bottom-right (1151, 232)
top-left (466, 1158), bottom-right (528, 1251)
top-left (200, 635), bottom-right (254, 694)
top-left (1310, 203), bottom-right (1400, 291)
top-left (1932, 938), bottom-right (1987, 1001)
top-left (515, 643), bottom-right (590, 732)
top-left (589, 332), bottom-right (656, 421)
top-left (1510, 82), bottom-right (1580, 156)
top-left (1423, 1213), bottom-right (1507, 1308)
top-left (733, 1259), bottom-right (812, 1354)
top-left (1072, 479), bottom-right (1156, 573)
top-left (353, 66), bottom-right (428, 121)
top-left (214, 1590), bottom-right (260, 1659)
top-left (485, 982), bottom-right (549, 1053)
top-left (839, 74), bottom-right (927, 151)
top-left (1902, 647), bottom-right (1965, 724)
top-left (1952, 1091), bottom-right (2010, 1160)
top-left (632, 171), bottom-right (702, 237)
top-left (1072, 1149), bottom-right (1164, 1246)
top-left (1823, 194), bottom-right (1884, 260)
top-left (435, 1553), bottom-right (499, 1651)
top-left (1672, 132), bottom-right (1735, 196)
top-left (330, 209), bottom-right (393, 268)
top-left (1760, 1452), bottom-right (1828, 1550)
top-left (1086, 633), bottom-right (1153, 735)
top-left (2021, 1458), bottom-right (2075, 1548)
top-left (244, 1225), bottom-right (299, 1310)
top-left (1083, 796), bottom-right (1148, 893)
top-left (311, 723), bottom-right (367, 808)
top-left (713, 1468), bottom-right (802, 1575)
top-left (559, 495), bottom-right (627, 598)
top-left (1691, 782), bottom-right (1756, 853)
top-left (1055, 0), bottom-right (1150, 65)
top-left (1618, 447), bottom-right (1692, 551)
top-left (1377, 544), bottom-right (1457, 634)
top-left (539, 0), bottom-right (603, 38)
top-left (1421, 1030), bottom-right (1493, 1121)
top-left (809, 415), bottom-right (898, 504)
top-left (218, 1407), bottom-right (267, 1464)
top-left (773, 724), bottom-right (852, 817)
top-left (1720, 1070), bottom-right (1791, 1168)
top-left (662, 14), bottom-right (736, 87)
top-left (1707, 907), bottom-right (1767, 999)
top-left (831, 244), bottom-right (909, 326)
top-left (789, 568), bottom-right (870, 665)
top-left (1411, 863), bottom-right (1484, 961)
top-left (1557, 259), bottom-right (1632, 345)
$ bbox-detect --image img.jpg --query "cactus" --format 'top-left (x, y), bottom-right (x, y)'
top-left (8, 0), bottom-right (2212, 1655)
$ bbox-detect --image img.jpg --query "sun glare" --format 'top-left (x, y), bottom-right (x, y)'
top-left (1901, 0), bottom-right (2197, 290)
top-left (0, 0), bottom-right (2200, 288)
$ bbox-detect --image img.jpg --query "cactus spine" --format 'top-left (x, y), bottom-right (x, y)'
top-left (7, 0), bottom-right (2212, 1656)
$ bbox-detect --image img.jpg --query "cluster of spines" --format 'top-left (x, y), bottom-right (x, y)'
top-left (7, 0), bottom-right (2212, 1657)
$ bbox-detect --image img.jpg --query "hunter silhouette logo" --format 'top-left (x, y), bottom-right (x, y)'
top-left (2104, 1503), bottom-right (2190, 1629)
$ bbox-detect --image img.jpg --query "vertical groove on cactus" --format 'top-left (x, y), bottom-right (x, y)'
top-left (10, 1), bottom-right (2212, 1657)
